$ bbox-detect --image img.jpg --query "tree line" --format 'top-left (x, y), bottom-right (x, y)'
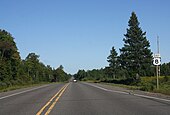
top-left (74, 12), bottom-right (170, 85)
top-left (0, 30), bottom-right (70, 89)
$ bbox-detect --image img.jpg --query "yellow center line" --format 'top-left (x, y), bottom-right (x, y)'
top-left (36, 83), bottom-right (69, 115)
top-left (45, 83), bottom-right (69, 115)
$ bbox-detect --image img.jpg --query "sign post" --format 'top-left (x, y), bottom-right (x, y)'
top-left (153, 54), bottom-right (161, 89)
top-left (153, 36), bottom-right (161, 89)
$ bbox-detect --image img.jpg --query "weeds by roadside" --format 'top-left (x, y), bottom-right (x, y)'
top-left (0, 82), bottom-right (51, 93)
top-left (87, 76), bottom-right (170, 96)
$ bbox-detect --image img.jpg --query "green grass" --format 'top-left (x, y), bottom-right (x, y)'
top-left (86, 80), bottom-right (141, 90)
top-left (0, 82), bottom-right (51, 93)
top-left (139, 76), bottom-right (170, 95)
top-left (92, 76), bottom-right (170, 95)
top-left (153, 81), bottom-right (170, 95)
top-left (102, 83), bottom-right (141, 90)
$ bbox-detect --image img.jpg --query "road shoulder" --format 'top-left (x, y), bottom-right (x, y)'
top-left (86, 82), bottom-right (170, 101)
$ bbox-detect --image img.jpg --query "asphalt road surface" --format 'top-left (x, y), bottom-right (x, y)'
top-left (0, 82), bottom-right (170, 115)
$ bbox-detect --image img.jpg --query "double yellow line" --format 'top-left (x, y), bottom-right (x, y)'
top-left (36, 83), bottom-right (69, 115)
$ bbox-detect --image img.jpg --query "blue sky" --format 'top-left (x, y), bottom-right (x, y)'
top-left (0, 0), bottom-right (170, 74)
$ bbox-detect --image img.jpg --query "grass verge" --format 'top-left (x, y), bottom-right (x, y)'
top-left (0, 82), bottom-right (51, 93)
top-left (85, 77), bottom-right (170, 96)
top-left (103, 83), bottom-right (141, 90)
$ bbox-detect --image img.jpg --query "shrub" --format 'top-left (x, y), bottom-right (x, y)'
top-left (0, 82), bottom-right (7, 89)
top-left (140, 83), bottom-right (155, 91)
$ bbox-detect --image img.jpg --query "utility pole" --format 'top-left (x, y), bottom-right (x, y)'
top-left (157, 36), bottom-right (161, 90)
top-left (156, 36), bottom-right (161, 89)
top-left (156, 64), bottom-right (159, 89)
top-left (153, 36), bottom-right (161, 89)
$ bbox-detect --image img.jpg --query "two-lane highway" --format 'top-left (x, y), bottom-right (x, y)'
top-left (0, 82), bottom-right (170, 115)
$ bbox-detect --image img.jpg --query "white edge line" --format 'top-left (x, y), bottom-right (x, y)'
top-left (84, 82), bottom-right (170, 102)
top-left (0, 84), bottom-right (49, 100)
top-left (134, 94), bottom-right (170, 102)
top-left (83, 82), bottom-right (129, 95)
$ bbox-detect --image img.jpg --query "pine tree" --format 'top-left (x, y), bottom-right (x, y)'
top-left (119, 12), bottom-right (153, 82)
top-left (107, 46), bottom-right (118, 78)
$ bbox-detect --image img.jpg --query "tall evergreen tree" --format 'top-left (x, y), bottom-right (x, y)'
top-left (119, 12), bottom-right (153, 82)
top-left (107, 46), bottom-right (118, 78)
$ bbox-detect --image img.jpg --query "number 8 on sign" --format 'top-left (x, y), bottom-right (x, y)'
top-left (153, 58), bottom-right (161, 65)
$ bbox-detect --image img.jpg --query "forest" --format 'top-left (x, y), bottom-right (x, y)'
top-left (0, 30), bottom-right (70, 90)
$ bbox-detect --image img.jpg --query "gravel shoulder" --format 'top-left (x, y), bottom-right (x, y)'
top-left (90, 82), bottom-right (170, 100)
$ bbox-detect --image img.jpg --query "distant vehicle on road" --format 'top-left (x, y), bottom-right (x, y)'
top-left (73, 79), bottom-right (77, 82)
